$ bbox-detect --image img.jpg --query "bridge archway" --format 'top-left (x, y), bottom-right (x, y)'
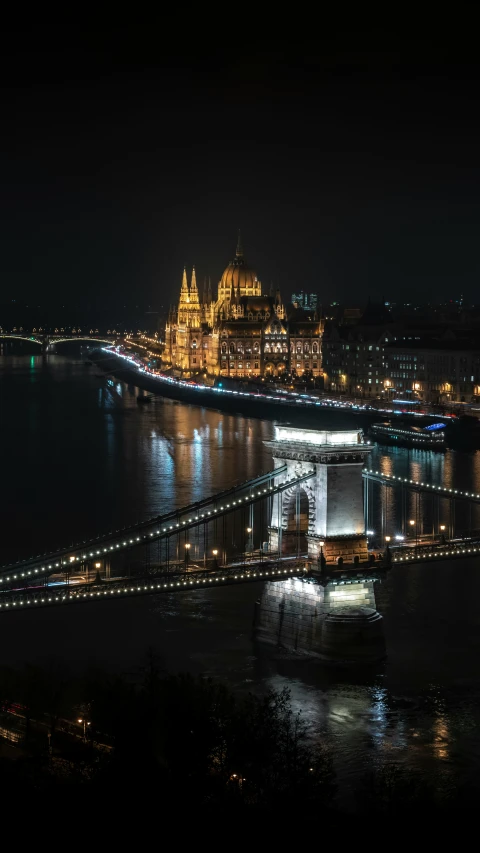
top-left (282, 485), bottom-right (312, 552)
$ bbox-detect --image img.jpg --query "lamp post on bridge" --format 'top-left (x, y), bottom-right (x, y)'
top-left (184, 543), bottom-right (191, 571)
top-left (317, 540), bottom-right (326, 572)
top-left (246, 527), bottom-right (253, 560)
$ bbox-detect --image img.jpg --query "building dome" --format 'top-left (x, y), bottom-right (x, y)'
top-left (218, 232), bottom-right (261, 297)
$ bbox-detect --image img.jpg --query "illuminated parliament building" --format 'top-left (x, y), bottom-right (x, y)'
top-left (163, 235), bottom-right (323, 379)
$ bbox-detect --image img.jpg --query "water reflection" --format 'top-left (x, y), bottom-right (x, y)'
top-left (2, 354), bottom-right (480, 805)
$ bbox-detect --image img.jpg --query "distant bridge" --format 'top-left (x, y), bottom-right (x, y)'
top-left (0, 333), bottom-right (116, 352)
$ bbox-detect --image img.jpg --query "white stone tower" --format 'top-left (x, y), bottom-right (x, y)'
top-left (266, 426), bottom-right (372, 564)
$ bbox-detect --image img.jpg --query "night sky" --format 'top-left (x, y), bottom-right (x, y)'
top-left (1, 29), bottom-right (480, 317)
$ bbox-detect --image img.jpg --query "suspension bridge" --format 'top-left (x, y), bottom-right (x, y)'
top-left (1, 427), bottom-right (479, 620)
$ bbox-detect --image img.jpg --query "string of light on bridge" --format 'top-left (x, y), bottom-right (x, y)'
top-left (0, 565), bottom-right (306, 612)
top-left (393, 545), bottom-right (480, 562)
top-left (363, 469), bottom-right (480, 500)
top-left (0, 471), bottom-right (314, 583)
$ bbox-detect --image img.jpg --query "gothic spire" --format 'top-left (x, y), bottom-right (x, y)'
top-left (180, 267), bottom-right (189, 301)
top-left (189, 266), bottom-right (200, 304)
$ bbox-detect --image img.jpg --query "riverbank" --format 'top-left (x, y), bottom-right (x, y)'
top-left (92, 350), bottom-right (399, 431)
top-left (93, 349), bottom-right (480, 445)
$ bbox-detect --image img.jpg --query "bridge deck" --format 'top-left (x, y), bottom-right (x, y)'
top-left (0, 557), bottom-right (310, 613)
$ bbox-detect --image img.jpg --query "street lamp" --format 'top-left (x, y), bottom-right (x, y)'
top-left (184, 543), bottom-right (191, 569)
top-left (246, 527), bottom-right (253, 555)
top-left (385, 536), bottom-right (391, 542)
top-left (78, 718), bottom-right (91, 743)
top-left (440, 524), bottom-right (446, 544)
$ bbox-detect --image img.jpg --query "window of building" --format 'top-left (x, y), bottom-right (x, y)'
top-left (313, 343), bottom-right (318, 354)
top-left (229, 343), bottom-right (235, 354)
top-left (313, 362), bottom-right (317, 369)
top-left (192, 357), bottom-right (196, 364)
top-left (254, 362), bottom-right (259, 369)
top-left (221, 342), bottom-right (227, 353)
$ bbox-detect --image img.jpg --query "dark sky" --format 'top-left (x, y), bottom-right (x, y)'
top-left (1, 29), bottom-right (480, 316)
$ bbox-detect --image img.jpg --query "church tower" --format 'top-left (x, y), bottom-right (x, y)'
top-left (188, 266), bottom-right (201, 328)
top-left (178, 268), bottom-right (190, 326)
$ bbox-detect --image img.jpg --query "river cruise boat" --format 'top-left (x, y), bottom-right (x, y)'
top-left (369, 421), bottom-right (446, 450)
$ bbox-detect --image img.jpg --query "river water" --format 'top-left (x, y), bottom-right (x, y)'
top-left (2, 351), bottom-right (480, 808)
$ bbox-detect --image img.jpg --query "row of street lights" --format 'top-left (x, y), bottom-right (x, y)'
top-left (183, 527), bottom-right (254, 569)
top-left (384, 521), bottom-right (446, 548)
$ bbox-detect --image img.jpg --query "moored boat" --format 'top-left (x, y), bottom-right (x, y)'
top-left (369, 421), bottom-right (446, 450)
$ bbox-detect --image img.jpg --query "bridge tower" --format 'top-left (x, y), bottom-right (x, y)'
top-left (266, 426), bottom-right (372, 565)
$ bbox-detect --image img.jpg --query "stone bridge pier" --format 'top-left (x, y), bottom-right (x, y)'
top-left (266, 426), bottom-right (371, 565)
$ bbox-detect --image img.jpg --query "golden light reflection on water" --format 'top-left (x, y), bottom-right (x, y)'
top-left (433, 715), bottom-right (450, 761)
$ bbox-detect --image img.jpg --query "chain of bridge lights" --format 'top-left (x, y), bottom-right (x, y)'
top-left (0, 567), bottom-right (380, 613)
top-left (0, 566), bottom-right (302, 611)
top-left (393, 545), bottom-right (480, 562)
top-left (0, 466), bottom-right (288, 573)
top-left (0, 473), bottom-right (314, 584)
top-left (363, 469), bottom-right (480, 500)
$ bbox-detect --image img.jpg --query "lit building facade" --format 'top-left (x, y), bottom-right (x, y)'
top-left (384, 337), bottom-right (480, 402)
top-left (164, 235), bottom-right (323, 379)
